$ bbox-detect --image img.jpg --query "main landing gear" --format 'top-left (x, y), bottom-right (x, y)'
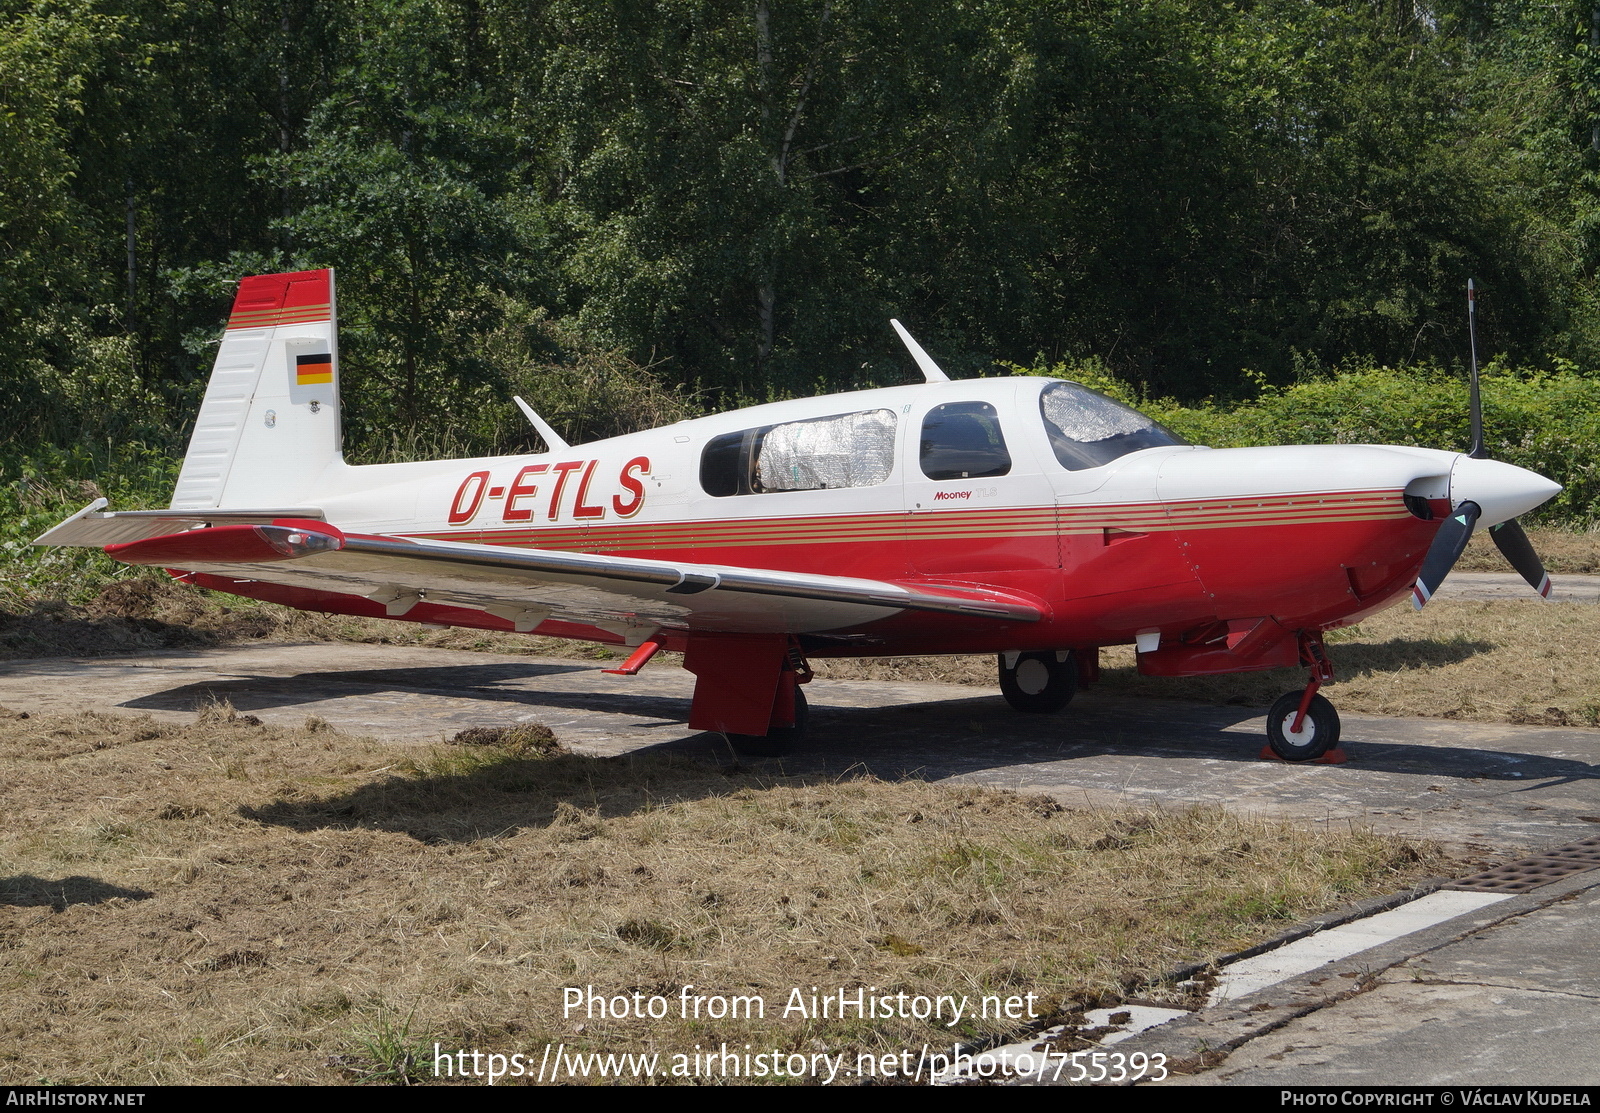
top-left (998, 650), bottom-right (1078, 713)
top-left (1265, 632), bottom-right (1344, 763)
top-left (724, 648), bottom-right (813, 757)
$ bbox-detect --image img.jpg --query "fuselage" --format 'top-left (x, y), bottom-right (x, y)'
top-left (232, 375), bottom-right (1527, 659)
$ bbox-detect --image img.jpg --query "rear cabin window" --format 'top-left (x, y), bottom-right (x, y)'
top-left (1038, 382), bottom-right (1187, 471)
top-left (699, 409), bottom-right (897, 496)
top-left (919, 401), bottom-right (1011, 480)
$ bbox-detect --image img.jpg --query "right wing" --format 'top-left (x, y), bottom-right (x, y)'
top-left (36, 504), bottom-right (1043, 638)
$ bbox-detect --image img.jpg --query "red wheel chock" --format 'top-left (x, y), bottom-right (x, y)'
top-left (1256, 746), bottom-right (1348, 765)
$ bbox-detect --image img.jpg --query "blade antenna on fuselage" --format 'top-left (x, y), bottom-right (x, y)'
top-left (1467, 279), bottom-right (1485, 459)
top-left (890, 320), bottom-right (951, 383)
top-left (513, 396), bottom-right (571, 452)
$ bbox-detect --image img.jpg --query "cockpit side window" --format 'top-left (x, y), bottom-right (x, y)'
top-left (1038, 382), bottom-right (1187, 471)
top-left (920, 401), bottom-right (1011, 480)
top-left (700, 409), bottom-right (898, 496)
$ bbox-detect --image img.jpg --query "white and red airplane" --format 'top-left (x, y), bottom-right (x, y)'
top-left (35, 269), bottom-right (1561, 760)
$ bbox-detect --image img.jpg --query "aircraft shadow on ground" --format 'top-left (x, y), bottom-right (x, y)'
top-left (240, 745), bottom-right (864, 844)
top-left (0, 875), bottom-right (153, 910)
top-left (119, 661), bottom-right (606, 715)
top-left (121, 662), bottom-right (1600, 789)
top-left (220, 668), bottom-right (1599, 844)
top-left (794, 696), bottom-right (1600, 788)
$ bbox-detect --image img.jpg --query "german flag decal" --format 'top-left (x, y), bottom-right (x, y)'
top-left (296, 353), bottom-right (333, 386)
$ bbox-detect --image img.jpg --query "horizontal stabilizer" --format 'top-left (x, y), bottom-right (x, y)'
top-left (32, 500), bottom-right (326, 548)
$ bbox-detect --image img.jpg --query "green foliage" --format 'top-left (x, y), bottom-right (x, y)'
top-left (7, 0), bottom-right (1600, 581)
top-left (1, 441), bottom-right (180, 607)
top-left (10, 0), bottom-right (1600, 408)
top-left (349, 300), bottom-right (699, 463)
top-left (268, 0), bottom-right (551, 434)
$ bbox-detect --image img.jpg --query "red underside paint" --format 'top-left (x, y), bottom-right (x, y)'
top-left (109, 525), bottom-right (294, 565)
top-left (1136, 618), bottom-right (1300, 677)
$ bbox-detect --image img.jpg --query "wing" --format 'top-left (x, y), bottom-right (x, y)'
top-left (35, 504), bottom-right (1041, 638)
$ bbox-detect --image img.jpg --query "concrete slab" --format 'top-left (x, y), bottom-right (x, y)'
top-left (1205, 891), bottom-right (1512, 1004)
top-left (1157, 884), bottom-right (1600, 1086)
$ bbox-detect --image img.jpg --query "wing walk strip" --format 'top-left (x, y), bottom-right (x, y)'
top-left (403, 490), bottom-right (1410, 551)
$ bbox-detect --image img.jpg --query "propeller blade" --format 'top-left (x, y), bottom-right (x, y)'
top-left (1412, 501), bottom-right (1481, 610)
top-left (1489, 518), bottom-right (1552, 599)
top-left (1467, 279), bottom-right (1486, 459)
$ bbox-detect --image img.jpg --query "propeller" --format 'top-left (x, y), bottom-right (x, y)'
top-left (1411, 281), bottom-right (1556, 609)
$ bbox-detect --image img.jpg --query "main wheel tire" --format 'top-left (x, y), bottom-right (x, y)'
top-left (726, 688), bottom-right (808, 757)
top-left (998, 650), bottom-right (1078, 713)
top-left (1266, 690), bottom-right (1340, 762)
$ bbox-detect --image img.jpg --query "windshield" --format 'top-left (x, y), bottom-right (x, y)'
top-left (1038, 381), bottom-right (1187, 471)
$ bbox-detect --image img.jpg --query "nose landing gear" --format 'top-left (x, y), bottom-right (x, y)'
top-left (1263, 631), bottom-right (1346, 763)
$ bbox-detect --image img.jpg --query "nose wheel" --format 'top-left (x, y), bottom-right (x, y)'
top-left (1266, 690), bottom-right (1339, 761)
top-left (1263, 632), bottom-right (1346, 763)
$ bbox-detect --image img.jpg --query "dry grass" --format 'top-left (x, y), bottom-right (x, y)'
top-left (0, 705), bottom-right (1446, 1085)
top-left (1458, 525), bottom-right (1600, 574)
top-left (816, 599), bottom-right (1600, 728)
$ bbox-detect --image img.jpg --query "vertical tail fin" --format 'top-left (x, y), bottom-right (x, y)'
top-left (170, 268), bottom-right (344, 509)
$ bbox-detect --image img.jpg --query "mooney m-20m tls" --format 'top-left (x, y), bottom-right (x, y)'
top-left (35, 270), bottom-right (1562, 759)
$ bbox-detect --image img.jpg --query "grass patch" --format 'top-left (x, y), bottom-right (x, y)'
top-left (0, 708), bottom-right (1447, 1084)
top-left (1457, 524), bottom-right (1600, 574)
